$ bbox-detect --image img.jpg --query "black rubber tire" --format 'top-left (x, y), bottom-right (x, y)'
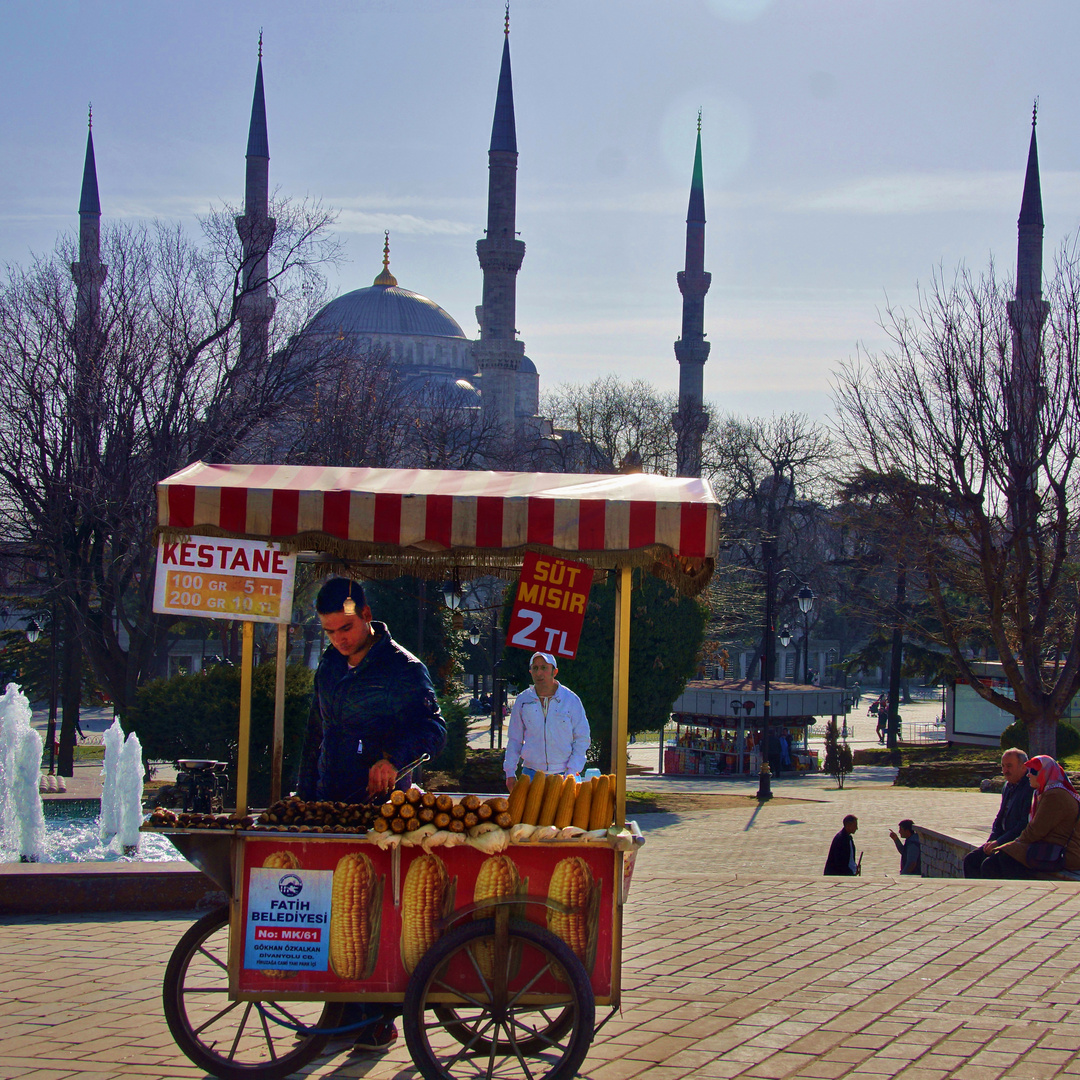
top-left (162, 904), bottom-right (345, 1080)
top-left (403, 918), bottom-right (594, 1080)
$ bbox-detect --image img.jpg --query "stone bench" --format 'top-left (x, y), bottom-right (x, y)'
top-left (915, 823), bottom-right (1080, 880)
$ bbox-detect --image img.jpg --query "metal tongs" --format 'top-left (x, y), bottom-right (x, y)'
top-left (394, 753), bottom-right (430, 786)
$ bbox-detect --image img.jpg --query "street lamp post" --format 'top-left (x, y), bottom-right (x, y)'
top-left (797, 585), bottom-right (815, 683)
top-left (759, 568), bottom-right (815, 800)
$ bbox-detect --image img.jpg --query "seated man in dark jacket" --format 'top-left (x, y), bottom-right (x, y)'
top-left (963, 748), bottom-right (1033, 878)
top-left (298, 577), bottom-right (446, 805)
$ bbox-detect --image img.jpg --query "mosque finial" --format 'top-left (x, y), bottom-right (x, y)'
top-left (505, 2), bottom-right (510, 36)
top-left (88, 102), bottom-right (93, 130)
top-left (258, 29), bottom-right (263, 61)
top-left (697, 107), bottom-right (702, 135)
top-left (373, 231), bottom-right (398, 287)
top-left (1032, 96), bottom-right (1038, 128)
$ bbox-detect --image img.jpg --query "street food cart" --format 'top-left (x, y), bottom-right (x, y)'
top-left (150, 463), bottom-right (720, 1080)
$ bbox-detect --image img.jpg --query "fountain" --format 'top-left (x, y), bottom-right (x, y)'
top-left (0, 685), bottom-right (181, 864)
top-left (100, 718), bottom-right (123, 840)
top-left (0, 684), bottom-right (45, 861)
top-left (117, 731), bottom-right (144, 855)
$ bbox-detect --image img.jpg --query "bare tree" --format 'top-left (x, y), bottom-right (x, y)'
top-left (0, 199), bottom-right (339, 749)
top-left (542, 375), bottom-right (679, 474)
top-left (703, 413), bottom-right (835, 676)
top-left (834, 251), bottom-right (1080, 754)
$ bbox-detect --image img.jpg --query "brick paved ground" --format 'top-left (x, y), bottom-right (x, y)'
top-left (5, 784), bottom-right (1079, 1079)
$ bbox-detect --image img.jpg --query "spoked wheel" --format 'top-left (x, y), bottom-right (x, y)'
top-left (162, 904), bottom-right (345, 1080)
top-left (403, 915), bottom-right (594, 1080)
top-left (433, 1002), bottom-right (574, 1055)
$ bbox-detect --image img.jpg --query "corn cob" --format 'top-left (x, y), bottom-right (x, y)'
top-left (477, 802), bottom-right (493, 821)
top-left (405, 787), bottom-right (423, 804)
top-left (507, 776), bottom-right (530, 824)
top-left (487, 797), bottom-right (510, 814)
top-left (472, 855), bottom-right (522, 979)
top-left (435, 794), bottom-right (454, 813)
top-left (329, 851), bottom-right (376, 980)
top-left (463, 794), bottom-right (481, 812)
top-left (262, 849), bottom-right (301, 870)
top-left (390, 790), bottom-right (407, 806)
top-left (571, 778), bottom-right (593, 830)
top-left (547, 856), bottom-right (595, 966)
top-left (588, 775), bottom-right (611, 830)
top-left (554, 775), bottom-right (578, 829)
top-left (521, 772), bottom-right (547, 825)
top-left (400, 853), bottom-right (448, 973)
top-left (421, 791), bottom-right (437, 808)
top-left (537, 772), bottom-right (565, 826)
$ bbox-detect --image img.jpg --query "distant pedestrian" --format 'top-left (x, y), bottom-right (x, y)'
top-left (824, 814), bottom-right (860, 876)
top-left (889, 819), bottom-right (921, 875)
top-left (851, 682), bottom-right (861, 706)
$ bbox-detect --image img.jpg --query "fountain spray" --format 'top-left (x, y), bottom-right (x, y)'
top-left (0, 684), bottom-right (45, 860)
top-left (100, 718), bottom-right (123, 840)
top-left (117, 731), bottom-right (144, 855)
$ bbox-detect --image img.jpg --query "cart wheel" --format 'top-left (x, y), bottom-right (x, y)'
top-left (432, 1002), bottom-right (574, 1055)
top-left (162, 904), bottom-right (345, 1080)
top-left (403, 917), bottom-right (594, 1080)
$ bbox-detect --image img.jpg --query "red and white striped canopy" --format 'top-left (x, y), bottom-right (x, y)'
top-left (157, 463), bottom-right (721, 588)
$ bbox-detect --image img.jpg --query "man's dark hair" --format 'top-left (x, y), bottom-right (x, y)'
top-left (899, 819), bottom-right (914, 832)
top-left (315, 577), bottom-right (367, 615)
top-left (842, 814), bottom-right (857, 826)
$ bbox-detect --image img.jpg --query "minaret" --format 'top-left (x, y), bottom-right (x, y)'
top-left (673, 111), bottom-right (711, 478)
top-left (71, 104), bottom-right (107, 354)
top-left (1006, 102), bottom-right (1050, 494)
top-left (236, 34), bottom-right (276, 367)
top-left (474, 6), bottom-right (526, 436)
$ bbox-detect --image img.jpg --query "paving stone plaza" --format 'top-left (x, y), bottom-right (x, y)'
top-left (4, 767), bottom-right (1080, 1080)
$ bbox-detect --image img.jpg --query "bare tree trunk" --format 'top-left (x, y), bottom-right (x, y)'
top-left (57, 610), bottom-right (82, 777)
top-left (886, 566), bottom-right (906, 753)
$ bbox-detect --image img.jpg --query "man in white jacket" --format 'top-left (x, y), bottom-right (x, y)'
top-left (504, 652), bottom-right (592, 792)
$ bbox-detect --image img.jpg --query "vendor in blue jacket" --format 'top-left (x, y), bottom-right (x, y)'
top-left (298, 577), bottom-right (446, 803)
top-left (503, 651), bottom-right (591, 792)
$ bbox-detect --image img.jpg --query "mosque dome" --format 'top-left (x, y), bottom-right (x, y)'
top-left (305, 284), bottom-right (467, 340)
top-left (303, 232), bottom-right (467, 342)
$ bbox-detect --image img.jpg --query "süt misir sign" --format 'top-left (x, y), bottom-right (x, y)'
top-left (506, 553), bottom-right (593, 660)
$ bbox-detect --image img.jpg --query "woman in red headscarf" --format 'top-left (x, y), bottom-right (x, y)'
top-left (979, 755), bottom-right (1080, 878)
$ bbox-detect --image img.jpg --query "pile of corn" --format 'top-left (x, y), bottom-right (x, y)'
top-left (373, 790), bottom-right (512, 835)
top-left (507, 771), bottom-right (616, 831)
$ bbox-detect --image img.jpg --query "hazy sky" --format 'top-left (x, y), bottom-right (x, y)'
top-left (2, 0), bottom-right (1078, 422)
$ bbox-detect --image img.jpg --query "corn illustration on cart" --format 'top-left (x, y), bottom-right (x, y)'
top-left (152, 464), bottom-right (720, 1080)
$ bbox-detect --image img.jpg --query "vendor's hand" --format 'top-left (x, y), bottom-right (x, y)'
top-left (982, 840), bottom-right (996, 854)
top-left (506, 776), bottom-right (516, 793)
top-left (367, 758), bottom-right (397, 799)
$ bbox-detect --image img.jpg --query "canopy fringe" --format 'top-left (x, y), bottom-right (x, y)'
top-left (154, 527), bottom-right (714, 596)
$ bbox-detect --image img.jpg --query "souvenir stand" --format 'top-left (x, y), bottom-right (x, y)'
top-left (150, 463), bottom-right (720, 1080)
